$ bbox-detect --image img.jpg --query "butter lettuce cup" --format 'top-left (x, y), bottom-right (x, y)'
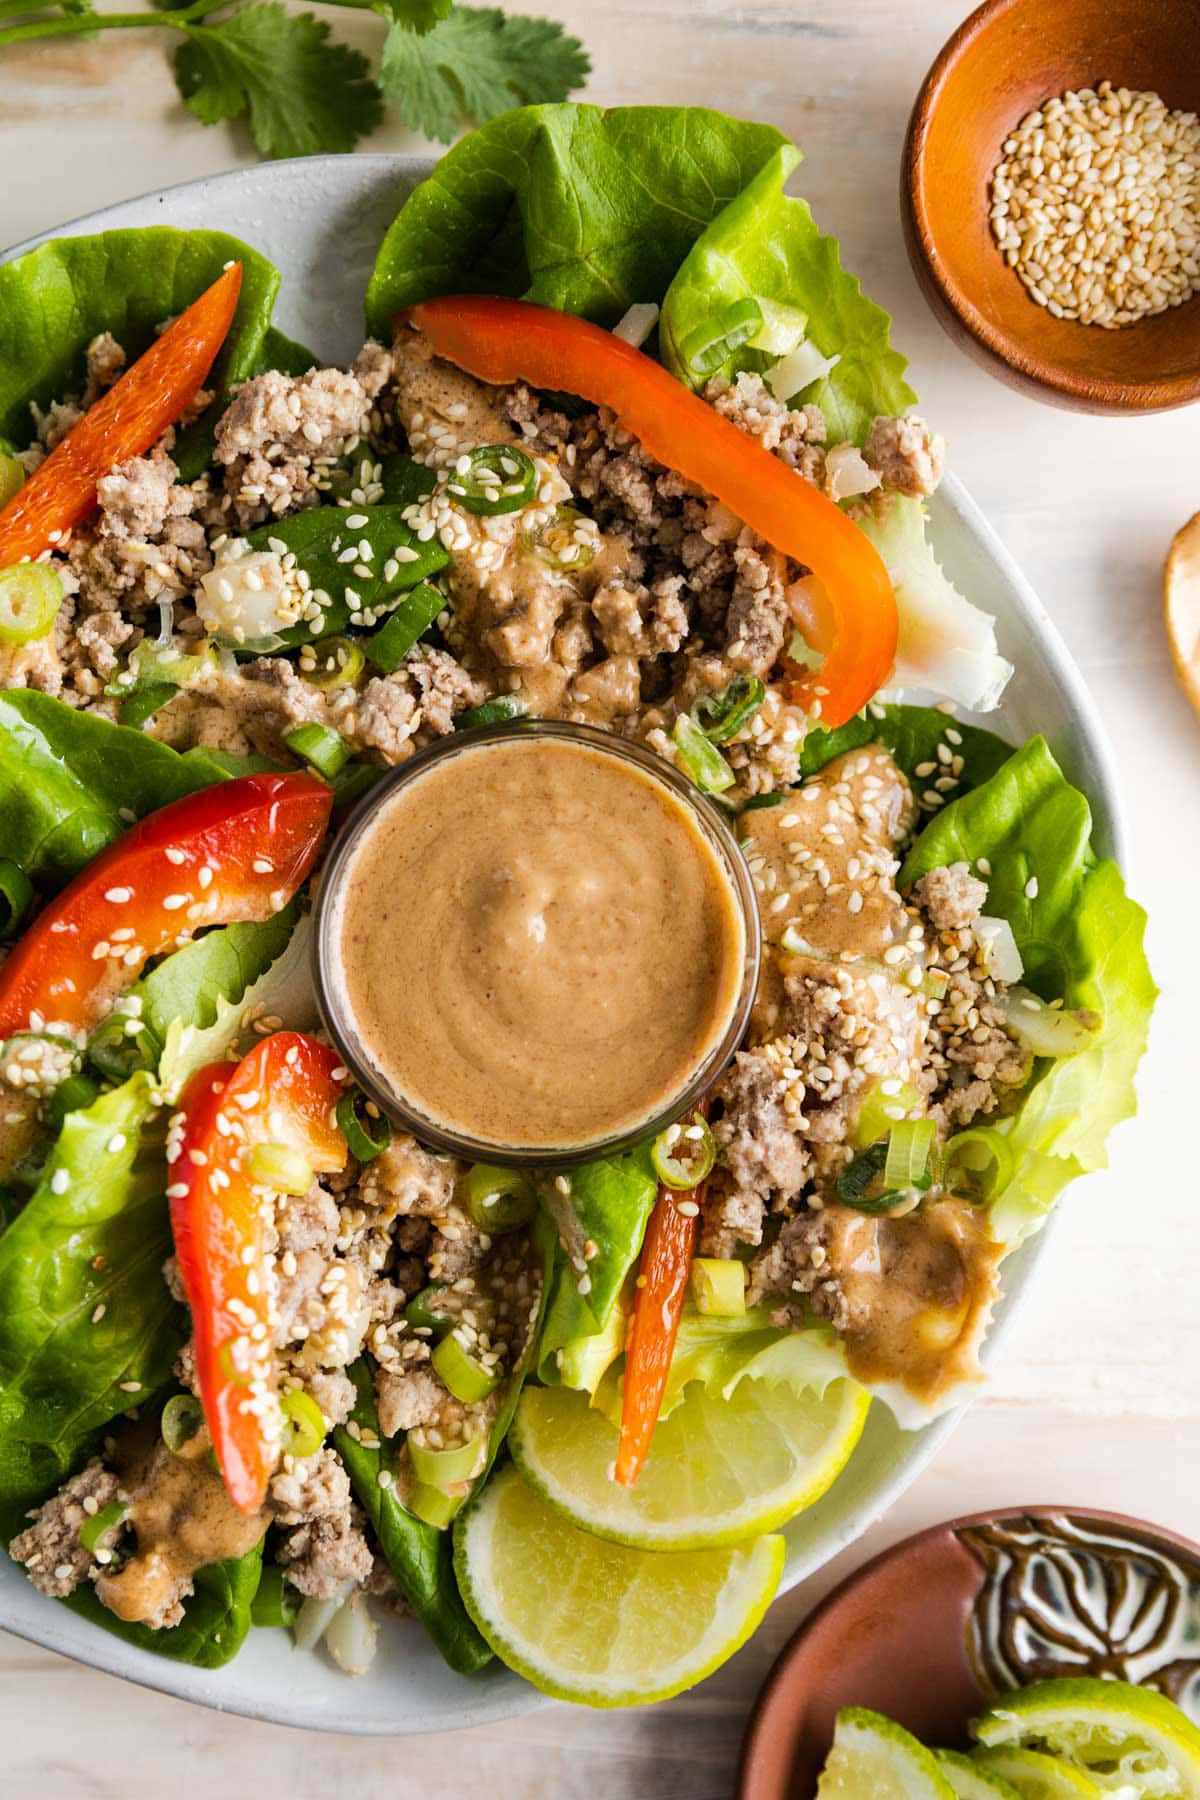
top-left (313, 719), bottom-right (762, 1167)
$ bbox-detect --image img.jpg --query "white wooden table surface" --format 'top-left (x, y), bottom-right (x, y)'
top-left (2, 3), bottom-right (1197, 1793)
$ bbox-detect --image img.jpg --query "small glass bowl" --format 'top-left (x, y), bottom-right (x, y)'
top-left (312, 720), bottom-right (762, 1169)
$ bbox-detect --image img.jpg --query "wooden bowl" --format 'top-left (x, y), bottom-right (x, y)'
top-left (902, 0), bottom-right (1200, 413)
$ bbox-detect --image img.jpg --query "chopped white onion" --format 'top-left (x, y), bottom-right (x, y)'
top-left (612, 303), bottom-right (659, 349)
top-left (974, 915), bottom-right (1024, 984)
top-left (292, 1581), bottom-right (353, 1652)
top-left (823, 444), bottom-right (882, 504)
top-left (765, 340), bottom-right (840, 402)
top-left (197, 550), bottom-right (293, 646)
top-left (324, 1590), bottom-right (379, 1677)
top-left (1001, 987), bottom-right (1100, 1058)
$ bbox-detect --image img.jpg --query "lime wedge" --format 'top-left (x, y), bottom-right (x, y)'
top-left (816, 1707), bottom-right (956, 1798)
top-left (937, 1748), bottom-right (1023, 1798)
top-left (970, 1747), bottom-right (1102, 1798)
top-left (973, 1678), bottom-right (1200, 1797)
top-left (452, 1462), bottom-right (783, 1706)
top-left (509, 1374), bottom-right (868, 1549)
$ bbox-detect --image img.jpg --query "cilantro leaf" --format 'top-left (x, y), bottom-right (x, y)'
top-left (379, 4), bottom-right (589, 144)
top-left (376, 0), bottom-right (453, 30)
top-left (175, 4), bottom-right (385, 158)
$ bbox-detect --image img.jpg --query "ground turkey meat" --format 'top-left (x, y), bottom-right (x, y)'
top-left (706, 372), bottom-right (827, 484)
top-left (863, 414), bottom-right (945, 498)
top-left (9, 1459), bottom-right (122, 1597)
top-left (278, 1505), bottom-right (374, 1600)
top-left (911, 862), bottom-right (989, 932)
top-left (214, 365), bottom-right (375, 525)
top-left (745, 1213), bottom-right (848, 1331)
top-left (712, 1051), bottom-right (812, 1212)
top-left (269, 1445), bottom-right (353, 1524)
top-left (374, 1362), bottom-right (451, 1439)
top-left (356, 1136), bottom-right (461, 1221)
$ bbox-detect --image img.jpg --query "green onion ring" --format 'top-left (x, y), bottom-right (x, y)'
top-left (336, 1090), bottom-right (392, 1163)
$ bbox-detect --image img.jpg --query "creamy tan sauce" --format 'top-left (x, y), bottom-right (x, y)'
top-left (97, 1428), bottom-right (265, 1627)
top-left (824, 1197), bottom-right (1004, 1401)
top-left (332, 736), bottom-right (747, 1150)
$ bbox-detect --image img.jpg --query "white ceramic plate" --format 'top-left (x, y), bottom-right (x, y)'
top-left (0, 155), bottom-right (1126, 1734)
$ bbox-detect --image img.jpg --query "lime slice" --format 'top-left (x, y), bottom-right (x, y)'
top-left (452, 1462), bottom-right (783, 1707)
top-left (970, 1748), bottom-right (1102, 1798)
top-left (509, 1374), bottom-right (868, 1549)
top-left (937, 1748), bottom-right (1023, 1799)
top-left (816, 1707), bottom-right (956, 1798)
top-left (973, 1678), bottom-right (1200, 1796)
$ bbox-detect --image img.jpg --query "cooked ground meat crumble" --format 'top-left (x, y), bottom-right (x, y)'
top-left (7, 317), bottom-right (1013, 1634)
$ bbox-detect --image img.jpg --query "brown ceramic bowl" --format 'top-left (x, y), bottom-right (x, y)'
top-left (739, 1505), bottom-right (1200, 1799)
top-left (902, 0), bottom-right (1200, 413)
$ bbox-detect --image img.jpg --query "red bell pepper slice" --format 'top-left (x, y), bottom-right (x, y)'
top-left (405, 295), bottom-right (898, 728)
top-left (614, 1174), bottom-right (706, 1488)
top-left (0, 261), bottom-right (242, 568)
top-left (0, 772), bottom-right (332, 1040)
top-left (170, 1032), bottom-right (348, 1513)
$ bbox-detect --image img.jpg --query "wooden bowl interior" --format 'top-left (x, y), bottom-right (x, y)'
top-left (912, 0), bottom-right (1200, 401)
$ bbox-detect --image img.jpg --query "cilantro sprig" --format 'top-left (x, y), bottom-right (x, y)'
top-left (0, 0), bottom-right (589, 158)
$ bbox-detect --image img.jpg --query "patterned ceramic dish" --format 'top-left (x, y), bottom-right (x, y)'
top-left (739, 1506), bottom-right (1200, 1797)
top-left (0, 156), bottom-right (1126, 1735)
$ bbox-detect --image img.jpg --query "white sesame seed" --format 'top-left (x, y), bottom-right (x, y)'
top-left (1025, 876), bottom-right (1039, 898)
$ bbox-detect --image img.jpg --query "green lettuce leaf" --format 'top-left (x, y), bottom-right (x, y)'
top-left (0, 228), bottom-right (279, 474)
top-left (0, 1074), bottom-right (182, 1535)
top-left (0, 692), bottom-right (272, 893)
top-left (901, 736), bottom-right (1155, 1246)
top-left (334, 1360), bottom-right (492, 1675)
top-left (365, 102), bottom-right (788, 336)
top-left (87, 903), bottom-right (300, 1083)
top-left (797, 701), bottom-right (1014, 795)
top-left (62, 1537), bottom-right (264, 1669)
top-left (535, 1145), bottom-right (658, 1385)
top-left (659, 144), bottom-right (915, 445)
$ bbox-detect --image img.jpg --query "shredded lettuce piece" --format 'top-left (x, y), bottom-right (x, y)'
top-left (852, 494), bottom-right (1013, 712)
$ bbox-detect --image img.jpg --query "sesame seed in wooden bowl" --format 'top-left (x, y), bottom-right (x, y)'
top-left (902, 0), bottom-right (1200, 414)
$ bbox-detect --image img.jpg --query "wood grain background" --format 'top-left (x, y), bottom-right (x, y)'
top-left (2, 4), bottom-right (1198, 1792)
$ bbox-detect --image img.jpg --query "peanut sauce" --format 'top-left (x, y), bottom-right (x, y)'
top-left (328, 735), bottom-right (748, 1151)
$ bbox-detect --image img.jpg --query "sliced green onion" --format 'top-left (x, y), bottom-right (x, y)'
top-left (455, 694), bottom-right (527, 732)
top-left (46, 1071), bottom-right (101, 1135)
top-left (283, 722), bottom-right (351, 781)
top-left (672, 714), bottom-right (735, 794)
top-left (161, 1393), bottom-right (204, 1454)
top-left (80, 1499), bottom-right (130, 1557)
top-left (327, 452), bottom-right (387, 506)
top-left (852, 1079), bottom-right (922, 1149)
top-left (0, 563), bottom-right (63, 644)
top-left (130, 638), bottom-right (216, 688)
top-left (520, 504), bottom-right (598, 573)
top-left (835, 1142), bottom-right (907, 1215)
top-left (406, 1481), bottom-right (462, 1530)
top-left (1001, 988), bottom-right (1100, 1058)
top-left (247, 1142), bottom-right (313, 1195)
top-left (738, 793), bottom-right (786, 816)
top-left (451, 445), bottom-right (538, 516)
top-left (86, 1010), bottom-right (148, 1083)
top-left (362, 582), bottom-right (445, 674)
top-left (944, 1127), bottom-right (1015, 1207)
top-left (883, 1117), bottom-right (936, 1191)
top-left (0, 858), bottom-right (33, 938)
top-left (431, 1333), bottom-right (500, 1405)
top-left (745, 298), bottom-right (808, 355)
top-left (120, 682), bottom-right (177, 730)
top-left (679, 297), bottom-right (765, 378)
top-left (251, 1565), bottom-right (301, 1628)
top-left (693, 675), bottom-right (766, 744)
top-left (651, 1113), bottom-right (716, 1190)
top-left (280, 1389), bottom-right (326, 1459)
top-left (377, 453), bottom-right (437, 509)
top-left (336, 1090), bottom-right (392, 1163)
top-left (691, 1257), bottom-right (747, 1317)
top-left (408, 1432), bottom-right (485, 1490)
top-left (405, 1283), bottom-right (454, 1333)
top-left (0, 451), bottom-right (24, 509)
top-left (462, 1163), bottom-right (536, 1233)
top-left (299, 636), bottom-right (364, 689)
top-left (330, 762), bottom-right (383, 813)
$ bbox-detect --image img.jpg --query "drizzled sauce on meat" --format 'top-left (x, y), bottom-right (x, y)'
top-left (329, 734), bottom-right (748, 1151)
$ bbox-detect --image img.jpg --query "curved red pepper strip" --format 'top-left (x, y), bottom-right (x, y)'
top-left (170, 1031), bottom-right (347, 1514)
top-left (0, 772), bottom-right (332, 1039)
top-left (406, 295), bottom-right (898, 728)
top-left (0, 263), bottom-right (243, 568)
top-left (614, 1175), bottom-right (707, 1489)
